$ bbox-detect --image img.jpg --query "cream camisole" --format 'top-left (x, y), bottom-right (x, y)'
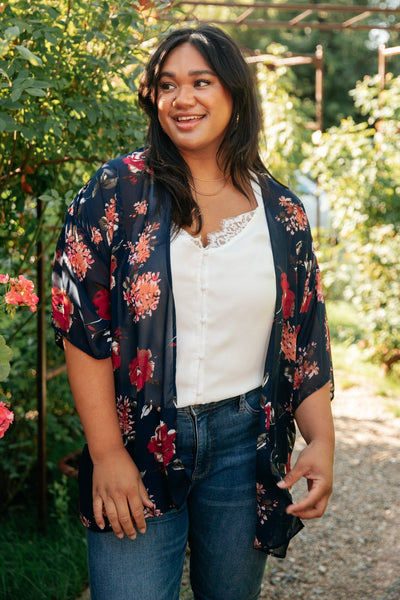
top-left (170, 178), bottom-right (276, 408)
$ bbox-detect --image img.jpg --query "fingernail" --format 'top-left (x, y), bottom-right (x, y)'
top-left (277, 480), bottom-right (286, 488)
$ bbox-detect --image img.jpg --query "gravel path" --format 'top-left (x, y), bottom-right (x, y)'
top-left (256, 374), bottom-right (400, 600)
top-left (78, 373), bottom-right (400, 600)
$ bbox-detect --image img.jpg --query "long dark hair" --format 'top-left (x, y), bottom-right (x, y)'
top-left (138, 25), bottom-right (271, 231)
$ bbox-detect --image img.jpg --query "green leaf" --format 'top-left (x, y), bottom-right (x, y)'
top-left (0, 39), bottom-right (9, 58)
top-left (15, 45), bottom-right (43, 67)
top-left (0, 68), bottom-right (10, 83)
top-left (0, 335), bottom-right (13, 382)
top-left (4, 26), bottom-right (20, 42)
top-left (25, 88), bottom-right (46, 97)
top-left (11, 87), bottom-right (22, 102)
top-left (0, 112), bottom-right (16, 132)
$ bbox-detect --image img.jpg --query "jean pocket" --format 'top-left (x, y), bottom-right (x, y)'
top-left (238, 389), bottom-right (262, 416)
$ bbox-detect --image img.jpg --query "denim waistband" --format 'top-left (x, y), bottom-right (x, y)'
top-left (176, 387), bottom-right (261, 415)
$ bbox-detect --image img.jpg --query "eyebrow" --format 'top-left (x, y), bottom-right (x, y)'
top-left (159, 69), bottom-right (216, 78)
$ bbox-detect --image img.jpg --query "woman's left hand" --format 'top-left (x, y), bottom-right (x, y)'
top-left (277, 382), bottom-right (335, 519)
top-left (277, 439), bottom-right (334, 519)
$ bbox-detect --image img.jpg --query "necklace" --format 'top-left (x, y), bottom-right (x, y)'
top-left (189, 178), bottom-right (227, 197)
top-left (192, 175), bottom-right (225, 182)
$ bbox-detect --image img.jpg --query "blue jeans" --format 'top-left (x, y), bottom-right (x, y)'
top-left (87, 388), bottom-right (267, 600)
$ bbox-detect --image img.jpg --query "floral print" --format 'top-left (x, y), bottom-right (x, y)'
top-left (65, 228), bottom-right (94, 281)
top-left (116, 395), bottom-right (135, 440)
top-left (123, 272), bottom-right (161, 322)
top-left (129, 348), bottom-right (155, 391)
top-left (51, 149), bottom-right (333, 558)
top-left (147, 421), bottom-right (177, 468)
top-left (51, 287), bottom-right (73, 332)
top-left (276, 195), bottom-right (308, 234)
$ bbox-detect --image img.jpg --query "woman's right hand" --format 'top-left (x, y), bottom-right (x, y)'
top-left (92, 447), bottom-right (154, 539)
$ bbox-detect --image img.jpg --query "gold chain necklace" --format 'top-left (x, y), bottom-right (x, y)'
top-left (192, 175), bottom-right (225, 182)
top-left (189, 178), bottom-right (227, 197)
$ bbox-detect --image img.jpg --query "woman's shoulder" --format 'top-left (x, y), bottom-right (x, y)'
top-left (258, 174), bottom-right (311, 238)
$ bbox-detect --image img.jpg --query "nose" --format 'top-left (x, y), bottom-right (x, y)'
top-left (172, 84), bottom-right (196, 107)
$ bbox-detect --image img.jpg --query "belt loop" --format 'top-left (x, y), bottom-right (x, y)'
top-left (238, 393), bottom-right (246, 412)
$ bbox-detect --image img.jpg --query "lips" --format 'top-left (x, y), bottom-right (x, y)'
top-left (174, 114), bottom-right (204, 122)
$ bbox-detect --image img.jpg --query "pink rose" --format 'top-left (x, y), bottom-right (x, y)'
top-left (0, 402), bottom-right (14, 439)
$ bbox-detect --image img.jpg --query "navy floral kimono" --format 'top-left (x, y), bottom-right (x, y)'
top-left (51, 149), bottom-right (333, 558)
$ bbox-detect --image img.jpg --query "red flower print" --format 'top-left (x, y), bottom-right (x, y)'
top-left (147, 421), bottom-right (176, 468)
top-left (129, 348), bottom-right (155, 391)
top-left (101, 196), bottom-right (119, 245)
top-left (123, 272), bottom-right (161, 322)
top-left (276, 196), bottom-right (308, 235)
top-left (293, 369), bottom-right (304, 390)
top-left (281, 322), bottom-right (297, 362)
top-left (91, 226), bottom-right (103, 247)
top-left (52, 287), bottom-right (73, 332)
top-left (92, 288), bottom-right (111, 320)
top-left (264, 402), bottom-right (273, 430)
top-left (111, 340), bottom-right (121, 370)
top-left (280, 273), bottom-right (295, 319)
top-left (300, 273), bottom-right (312, 314)
top-left (122, 150), bottom-right (148, 181)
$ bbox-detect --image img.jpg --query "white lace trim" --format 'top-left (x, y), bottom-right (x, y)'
top-left (182, 208), bottom-right (258, 249)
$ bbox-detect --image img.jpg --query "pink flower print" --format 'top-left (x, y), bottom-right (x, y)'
top-left (300, 273), bottom-right (313, 314)
top-left (123, 272), bottom-right (161, 322)
top-left (92, 288), bottom-right (111, 320)
top-left (281, 322), bottom-right (298, 362)
top-left (91, 226), bottom-right (103, 247)
top-left (147, 421), bottom-right (176, 468)
top-left (133, 200), bottom-right (148, 215)
top-left (0, 274), bottom-right (10, 284)
top-left (129, 348), bottom-right (155, 391)
top-left (52, 287), bottom-right (73, 332)
top-left (281, 273), bottom-right (295, 319)
top-left (65, 230), bottom-right (94, 281)
top-left (116, 396), bottom-right (135, 437)
top-left (276, 196), bottom-right (308, 234)
top-left (0, 402), bottom-right (14, 439)
top-left (315, 268), bottom-right (325, 303)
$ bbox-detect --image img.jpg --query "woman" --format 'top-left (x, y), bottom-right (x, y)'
top-left (52, 25), bottom-right (334, 600)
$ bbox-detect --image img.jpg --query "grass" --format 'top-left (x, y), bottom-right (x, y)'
top-left (327, 299), bottom-right (400, 409)
top-left (0, 477), bottom-right (88, 600)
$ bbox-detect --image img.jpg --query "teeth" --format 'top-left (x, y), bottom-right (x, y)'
top-left (177, 116), bottom-right (202, 122)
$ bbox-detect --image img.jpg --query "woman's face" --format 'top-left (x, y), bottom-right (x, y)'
top-left (156, 42), bottom-right (233, 158)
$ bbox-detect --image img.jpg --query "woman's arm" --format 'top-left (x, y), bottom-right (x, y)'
top-left (277, 382), bottom-right (335, 519)
top-left (64, 339), bottom-right (153, 538)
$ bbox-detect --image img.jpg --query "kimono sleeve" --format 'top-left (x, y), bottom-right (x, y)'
top-left (51, 166), bottom-right (117, 359)
top-left (292, 229), bottom-right (334, 411)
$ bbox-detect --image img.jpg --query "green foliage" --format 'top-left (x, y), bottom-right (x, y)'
top-left (256, 44), bottom-right (313, 187)
top-left (0, 0), bottom-right (174, 272)
top-left (301, 75), bottom-right (400, 370)
top-left (0, 0), bottom-right (178, 510)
